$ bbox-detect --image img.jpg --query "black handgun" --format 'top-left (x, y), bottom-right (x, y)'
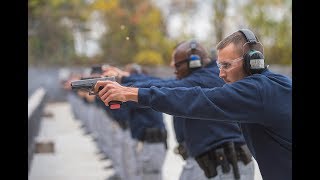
top-left (70, 76), bottom-right (122, 109)
top-left (195, 153), bottom-right (217, 178)
top-left (225, 142), bottom-right (240, 179)
top-left (80, 76), bottom-right (102, 80)
top-left (214, 148), bottom-right (231, 173)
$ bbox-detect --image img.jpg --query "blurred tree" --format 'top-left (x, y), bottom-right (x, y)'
top-left (93, 0), bottom-right (175, 66)
top-left (167, 0), bottom-right (198, 41)
top-left (212, 0), bottom-right (228, 43)
top-left (242, 0), bottom-right (292, 65)
top-left (28, 0), bottom-right (92, 66)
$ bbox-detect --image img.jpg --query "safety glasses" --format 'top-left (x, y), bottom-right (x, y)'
top-left (216, 57), bottom-right (243, 70)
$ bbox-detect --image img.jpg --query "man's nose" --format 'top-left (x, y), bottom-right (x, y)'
top-left (219, 69), bottom-right (226, 79)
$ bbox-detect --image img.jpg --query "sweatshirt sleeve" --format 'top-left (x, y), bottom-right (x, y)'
top-left (131, 77), bottom-right (192, 88)
top-left (138, 80), bottom-right (264, 124)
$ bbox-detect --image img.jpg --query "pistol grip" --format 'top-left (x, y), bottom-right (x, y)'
top-left (108, 101), bottom-right (122, 109)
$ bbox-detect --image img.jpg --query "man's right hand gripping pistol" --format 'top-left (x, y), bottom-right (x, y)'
top-left (70, 76), bottom-right (122, 109)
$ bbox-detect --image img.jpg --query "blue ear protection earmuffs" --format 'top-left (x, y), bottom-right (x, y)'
top-left (238, 29), bottom-right (266, 74)
top-left (188, 40), bottom-right (202, 69)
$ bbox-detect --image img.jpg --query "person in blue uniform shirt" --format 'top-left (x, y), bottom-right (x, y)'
top-left (125, 101), bottom-right (167, 180)
top-left (94, 29), bottom-right (292, 180)
top-left (122, 64), bottom-right (168, 180)
top-left (102, 40), bottom-right (255, 180)
top-left (104, 97), bottom-right (131, 180)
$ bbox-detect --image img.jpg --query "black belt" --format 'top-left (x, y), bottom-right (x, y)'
top-left (195, 141), bottom-right (252, 179)
top-left (117, 120), bottom-right (128, 130)
top-left (140, 128), bottom-right (168, 149)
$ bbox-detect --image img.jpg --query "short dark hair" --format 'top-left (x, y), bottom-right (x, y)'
top-left (175, 40), bottom-right (209, 61)
top-left (216, 30), bottom-right (263, 57)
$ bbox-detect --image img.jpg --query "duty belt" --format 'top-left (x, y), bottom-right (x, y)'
top-left (195, 141), bottom-right (252, 179)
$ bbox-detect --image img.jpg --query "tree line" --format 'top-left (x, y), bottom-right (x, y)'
top-left (28, 0), bottom-right (292, 67)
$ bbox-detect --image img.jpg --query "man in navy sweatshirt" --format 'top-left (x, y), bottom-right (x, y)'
top-left (102, 40), bottom-right (255, 180)
top-left (94, 29), bottom-right (292, 180)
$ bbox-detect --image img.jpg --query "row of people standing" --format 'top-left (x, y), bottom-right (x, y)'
top-left (63, 64), bottom-right (168, 180)
top-left (94, 29), bottom-right (292, 180)
top-left (102, 39), bottom-right (256, 180)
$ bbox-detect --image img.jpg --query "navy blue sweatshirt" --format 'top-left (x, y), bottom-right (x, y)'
top-left (127, 61), bottom-right (245, 157)
top-left (138, 69), bottom-right (292, 180)
top-left (172, 116), bottom-right (185, 144)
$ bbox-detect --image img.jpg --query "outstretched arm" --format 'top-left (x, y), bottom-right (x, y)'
top-left (94, 79), bottom-right (263, 124)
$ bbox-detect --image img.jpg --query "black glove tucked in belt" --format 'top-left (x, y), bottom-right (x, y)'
top-left (174, 143), bottom-right (189, 160)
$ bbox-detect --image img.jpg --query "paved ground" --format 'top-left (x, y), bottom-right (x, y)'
top-left (28, 102), bottom-right (263, 180)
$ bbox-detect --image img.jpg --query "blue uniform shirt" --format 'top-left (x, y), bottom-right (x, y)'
top-left (138, 68), bottom-right (292, 180)
top-left (126, 74), bottom-right (186, 145)
top-left (103, 98), bottom-right (130, 127)
top-left (128, 61), bottom-right (246, 157)
top-left (122, 74), bottom-right (166, 140)
top-left (126, 101), bottom-right (165, 140)
top-left (122, 73), bottom-right (162, 85)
